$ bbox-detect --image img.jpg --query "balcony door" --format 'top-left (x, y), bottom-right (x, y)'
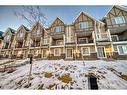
top-left (97, 47), bottom-right (106, 58)
top-left (66, 48), bottom-right (73, 59)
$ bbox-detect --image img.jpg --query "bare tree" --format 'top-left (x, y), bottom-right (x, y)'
top-left (14, 6), bottom-right (47, 86)
top-left (14, 6), bottom-right (47, 27)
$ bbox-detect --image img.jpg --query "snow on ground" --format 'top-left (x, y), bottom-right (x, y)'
top-left (0, 59), bottom-right (127, 90)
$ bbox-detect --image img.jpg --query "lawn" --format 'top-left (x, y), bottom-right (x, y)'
top-left (0, 59), bottom-right (127, 89)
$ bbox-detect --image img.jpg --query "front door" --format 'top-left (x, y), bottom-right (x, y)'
top-left (97, 47), bottom-right (106, 58)
top-left (43, 49), bottom-right (47, 58)
top-left (66, 48), bottom-right (73, 59)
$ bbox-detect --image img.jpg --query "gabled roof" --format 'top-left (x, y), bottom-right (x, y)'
top-left (49, 17), bottom-right (65, 27)
top-left (73, 11), bottom-right (104, 24)
top-left (22, 25), bottom-right (29, 31)
top-left (0, 31), bottom-right (3, 39)
top-left (102, 5), bottom-right (127, 19)
top-left (2, 27), bottom-right (15, 37)
top-left (30, 22), bottom-right (43, 30)
top-left (0, 31), bottom-right (3, 36)
top-left (17, 25), bottom-right (29, 32)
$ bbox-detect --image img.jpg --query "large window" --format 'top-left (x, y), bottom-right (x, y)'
top-left (118, 45), bottom-right (127, 55)
top-left (81, 47), bottom-right (90, 56)
top-left (6, 35), bottom-right (10, 41)
top-left (54, 26), bottom-right (61, 32)
top-left (54, 48), bottom-right (61, 56)
top-left (20, 33), bottom-right (24, 37)
top-left (112, 16), bottom-right (125, 24)
top-left (37, 30), bottom-right (40, 35)
top-left (111, 35), bottom-right (119, 42)
top-left (78, 38), bottom-right (88, 44)
top-left (79, 21), bottom-right (89, 29)
top-left (43, 39), bottom-right (48, 44)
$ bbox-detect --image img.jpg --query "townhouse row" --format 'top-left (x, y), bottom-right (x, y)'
top-left (0, 5), bottom-right (127, 60)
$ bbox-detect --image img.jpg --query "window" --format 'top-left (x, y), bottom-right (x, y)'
top-left (78, 38), bottom-right (88, 44)
top-left (79, 22), bottom-right (89, 29)
top-left (118, 45), bottom-right (127, 55)
top-left (20, 33), bottom-right (24, 37)
top-left (111, 35), bottom-right (119, 42)
top-left (54, 48), bottom-right (61, 56)
top-left (82, 47), bottom-right (90, 56)
top-left (44, 39), bottom-right (48, 44)
top-left (6, 35), bottom-right (10, 40)
top-left (112, 16), bottom-right (125, 24)
top-left (43, 50), bottom-right (47, 58)
top-left (54, 26), bottom-right (61, 32)
top-left (37, 30), bottom-right (40, 35)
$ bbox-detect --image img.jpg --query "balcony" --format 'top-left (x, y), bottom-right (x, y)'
top-left (16, 37), bottom-right (25, 42)
top-left (31, 33), bottom-right (42, 40)
top-left (108, 23), bottom-right (127, 34)
top-left (51, 40), bottom-right (64, 46)
top-left (96, 32), bottom-right (110, 42)
top-left (16, 45), bottom-right (22, 48)
top-left (111, 35), bottom-right (127, 42)
top-left (77, 39), bottom-right (93, 44)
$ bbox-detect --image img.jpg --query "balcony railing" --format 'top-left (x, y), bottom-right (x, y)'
top-left (77, 39), bottom-right (93, 44)
top-left (16, 37), bottom-right (25, 42)
top-left (31, 33), bottom-right (42, 39)
top-left (96, 32), bottom-right (110, 41)
top-left (112, 36), bottom-right (127, 42)
top-left (50, 31), bottom-right (65, 36)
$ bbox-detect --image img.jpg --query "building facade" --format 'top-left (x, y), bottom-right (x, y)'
top-left (0, 5), bottom-right (127, 60)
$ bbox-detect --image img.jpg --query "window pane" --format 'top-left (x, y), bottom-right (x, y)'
top-left (112, 19), bottom-right (116, 24)
top-left (55, 49), bottom-right (60, 56)
top-left (119, 46), bottom-right (124, 54)
top-left (80, 22), bottom-right (88, 29)
top-left (114, 16), bottom-right (125, 24)
top-left (82, 48), bottom-right (89, 55)
top-left (54, 26), bottom-right (61, 32)
top-left (123, 46), bottom-right (127, 54)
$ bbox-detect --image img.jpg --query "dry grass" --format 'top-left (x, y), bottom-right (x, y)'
top-left (44, 72), bottom-right (53, 78)
top-left (38, 84), bottom-right (44, 90)
top-left (58, 74), bottom-right (72, 83)
top-left (47, 84), bottom-right (56, 89)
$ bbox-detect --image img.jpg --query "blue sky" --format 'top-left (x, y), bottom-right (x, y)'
top-left (0, 5), bottom-right (112, 32)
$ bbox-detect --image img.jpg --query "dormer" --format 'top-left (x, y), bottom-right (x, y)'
top-left (30, 22), bottom-right (44, 40)
top-left (73, 12), bottom-right (104, 33)
top-left (2, 28), bottom-right (15, 43)
top-left (15, 25), bottom-right (29, 42)
top-left (49, 17), bottom-right (65, 34)
top-left (103, 5), bottom-right (127, 31)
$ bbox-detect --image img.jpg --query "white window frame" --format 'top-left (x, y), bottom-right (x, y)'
top-left (79, 21), bottom-right (89, 29)
top-left (117, 45), bottom-right (127, 55)
top-left (54, 26), bottom-right (61, 32)
top-left (42, 49), bottom-right (47, 58)
top-left (6, 35), bottom-right (10, 41)
top-left (54, 48), bottom-right (61, 56)
top-left (112, 16), bottom-right (125, 24)
top-left (20, 32), bottom-right (24, 38)
top-left (37, 29), bottom-right (40, 35)
top-left (66, 48), bottom-right (73, 58)
top-left (78, 38), bottom-right (88, 43)
top-left (97, 46), bottom-right (107, 58)
top-left (81, 47), bottom-right (90, 56)
top-left (111, 35), bottom-right (119, 41)
top-left (43, 39), bottom-right (48, 45)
